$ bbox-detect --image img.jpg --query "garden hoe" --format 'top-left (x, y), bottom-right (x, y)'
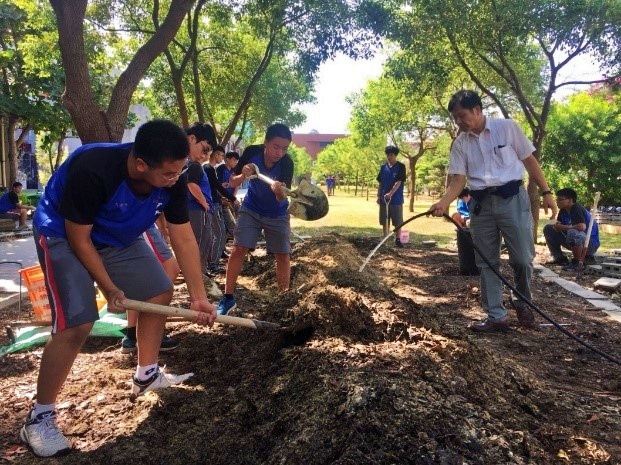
top-left (248, 163), bottom-right (329, 220)
top-left (123, 299), bottom-right (314, 348)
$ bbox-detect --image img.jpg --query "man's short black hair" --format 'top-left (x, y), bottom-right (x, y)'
top-left (225, 151), bottom-right (240, 160)
top-left (265, 123), bottom-right (291, 142)
top-left (459, 187), bottom-right (471, 198)
top-left (448, 90), bottom-right (483, 112)
top-left (213, 145), bottom-right (226, 154)
top-left (12, 182), bottom-right (23, 189)
top-left (385, 146), bottom-right (399, 156)
top-left (185, 122), bottom-right (218, 149)
top-left (556, 188), bottom-right (577, 203)
top-left (134, 120), bottom-right (189, 167)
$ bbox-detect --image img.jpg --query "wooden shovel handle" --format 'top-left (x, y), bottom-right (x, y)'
top-left (123, 299), bottom-right (280, 330)
top-left (249, 164), bottom-right (293, 196)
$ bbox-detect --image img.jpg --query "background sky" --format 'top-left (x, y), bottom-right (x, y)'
top-left (293, 53), bottom-right (385, 134)
top-left (292, 52), bottom-right (604, 135)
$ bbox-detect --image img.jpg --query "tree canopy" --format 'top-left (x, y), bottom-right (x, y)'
top-left (542, 86), bottom-right (621, 205)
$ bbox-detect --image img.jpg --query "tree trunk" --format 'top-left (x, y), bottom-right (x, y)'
top-left (49, 0), bottom-right (108, 142)
top-left (50, 0), bottom-right (194, 143)
top-left (6, 117), bottom-right (19, 184)
top-left (170, 66), bottom-right (190, 128)
top-left (528, 135), bottom-right (546, 241)
top-left (6, 117), bottom-right (30, 185)
top-left (54, 131), bottom-right (67, 172)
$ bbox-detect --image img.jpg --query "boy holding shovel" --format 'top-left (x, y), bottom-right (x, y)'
top-left (21, 120), bottom-right (216, 458)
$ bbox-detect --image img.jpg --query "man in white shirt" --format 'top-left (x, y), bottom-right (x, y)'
top-left (432, 90), bottom-right (556, 332)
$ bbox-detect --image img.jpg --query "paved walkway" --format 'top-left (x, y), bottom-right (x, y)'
top-left (0, 231), bottom-right (39, 311)
top-left (534, 263), bottom-right (621, 323)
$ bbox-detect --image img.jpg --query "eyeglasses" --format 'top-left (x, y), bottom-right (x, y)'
top-left (140, 157), bottom-right (188, 182)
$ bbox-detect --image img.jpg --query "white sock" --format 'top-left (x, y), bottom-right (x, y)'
top-left (32, 402), bottom-right (55, 418)
top-left (135, 364), bottom-right (159, 381)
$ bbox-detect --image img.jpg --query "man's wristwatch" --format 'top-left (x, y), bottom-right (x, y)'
top-left (540, 190), bottom-right (552, 197)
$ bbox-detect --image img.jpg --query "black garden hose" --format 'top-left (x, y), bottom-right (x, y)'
top-left (364, 209), bottom-right (621, 366)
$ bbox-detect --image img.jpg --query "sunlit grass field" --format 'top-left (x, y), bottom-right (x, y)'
top-left (291, 187), bottom-right (621, 252)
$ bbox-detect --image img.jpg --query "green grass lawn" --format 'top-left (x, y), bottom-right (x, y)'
top-left (291, 188), bottom-right (621, 253)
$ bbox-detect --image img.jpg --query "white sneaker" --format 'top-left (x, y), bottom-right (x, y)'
top-left (131, 367), bottom-right (194, 396)
top-left (20, 410), bottom-right (71, 458)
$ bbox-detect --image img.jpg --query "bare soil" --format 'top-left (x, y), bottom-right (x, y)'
top-left (1, 234), bottom-right (620, 465)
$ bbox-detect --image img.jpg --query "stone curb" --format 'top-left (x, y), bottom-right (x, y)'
top-left (534, 263), bottom-right (621, 323)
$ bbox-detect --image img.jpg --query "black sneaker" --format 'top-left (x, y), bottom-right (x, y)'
top-left (545, 256), bottom-right (569, 266)
top-left (562, 260), bottom-right (580, 271)
top-left (121, 334), bottom-right (179, 354)
top-left (159, 335), bottom-right (179, 352)
top-left (584, 255), bottom-right (597, 265)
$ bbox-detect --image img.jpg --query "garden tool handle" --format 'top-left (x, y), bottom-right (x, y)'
top-left (123, 299), bottom-right (280, 330)
top-left (249, 163), bottom-right (293, 196)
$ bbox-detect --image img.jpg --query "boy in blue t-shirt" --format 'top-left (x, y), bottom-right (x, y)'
top-left (216, 123), bottom-right (294, 316)
top-left (451, 187), bottom-right (472, 228)
top-left (543, 187), bottom-right (600, 270)
top-left (20, 120), bottom-right (216, 458)
top-left (377, 145), bottom-right (407, 247)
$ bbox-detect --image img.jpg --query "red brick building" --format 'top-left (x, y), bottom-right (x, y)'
top-left (291, 132), bottom-right (345, 161)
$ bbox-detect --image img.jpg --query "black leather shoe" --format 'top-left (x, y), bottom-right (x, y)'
top-left (545, 256), bottom-right (569, 266)
top-left (469, 318), bottom-right (510, 333)
top-left (511, 300), bottom-right (535, 327)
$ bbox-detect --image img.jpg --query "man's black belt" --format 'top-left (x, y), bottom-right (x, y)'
top-left (470, 179), bottom-right (523, 202)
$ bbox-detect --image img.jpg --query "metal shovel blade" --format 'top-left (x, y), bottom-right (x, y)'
top-left (288, 179), bottom-right (329, 221)
top-left (250, 163), bottom-right (328, 221)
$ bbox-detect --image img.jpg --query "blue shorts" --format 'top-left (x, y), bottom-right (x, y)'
top-left (34, 229), bottom-right (172, 333)
top-left (234, 206), bottom-right (291, 254)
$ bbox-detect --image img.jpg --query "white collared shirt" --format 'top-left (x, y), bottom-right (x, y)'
top-left (448, 118), bottom-right (535, 190)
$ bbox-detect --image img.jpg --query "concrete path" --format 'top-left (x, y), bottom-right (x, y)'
top-left (0, 231), bottom-right (39, 311)
top-left (534, 263), bottom-right (621, 323)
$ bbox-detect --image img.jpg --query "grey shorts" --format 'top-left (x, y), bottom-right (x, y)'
top-left (144, 224), bottom-right (173, 262)
top-left (234, 206), bottom-right (291, 254)
top-left (34, 229), bottom-right (172, 333)
top-left (379, 203), bottom-right (404, 228)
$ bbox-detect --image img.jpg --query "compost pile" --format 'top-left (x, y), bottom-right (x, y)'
top-left (1, 234), bottom-right (620, 464)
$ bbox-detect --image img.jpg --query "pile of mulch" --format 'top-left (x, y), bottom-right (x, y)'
top-left (1, 234), bottom-right (620, 464)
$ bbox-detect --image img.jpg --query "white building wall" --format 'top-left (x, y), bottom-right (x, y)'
top-left (63, 104), bottom-right (151, 155)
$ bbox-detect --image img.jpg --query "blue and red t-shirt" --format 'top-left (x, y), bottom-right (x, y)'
top-left (34, 143), bottom-right (189, 248)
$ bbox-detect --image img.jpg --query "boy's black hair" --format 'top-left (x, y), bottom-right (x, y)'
top-left (12, 182), bottom-right (23, 188)
top-left (185, 122), bottom-right (218, 149)
top-left (225, 151), bottom-right (240, 160)
top-left (556, 188), bottom-right (578, 203)
top-left (213, 145), bottom-right (226, 154)
top-left (384, 146), bottom-right (399, 156)
top-left (448, 90), bottom-right (483, 112)
top-left (265, 123), bottom-right (292, 142)
top-left (134, 120), bottom-right (189, 166)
